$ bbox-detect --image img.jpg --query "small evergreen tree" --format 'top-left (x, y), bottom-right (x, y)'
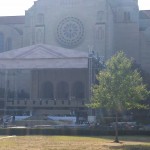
top-left (88, 51), bottom-right (150, 143)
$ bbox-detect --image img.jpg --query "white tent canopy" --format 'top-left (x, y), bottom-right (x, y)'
top-left (0, 44), bottom-right (89, 69)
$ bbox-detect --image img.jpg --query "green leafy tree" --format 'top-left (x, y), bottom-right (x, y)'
top-left (89, 51), bottom-right (150, 143)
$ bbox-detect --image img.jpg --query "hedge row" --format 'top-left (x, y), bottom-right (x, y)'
top-left (0, 128), bottom-right (150, 136)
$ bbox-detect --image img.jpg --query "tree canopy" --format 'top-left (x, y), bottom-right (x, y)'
top-left (88, 51), bottom-right (150, 142)
top-left (89, 51), bottom-right (149, 112)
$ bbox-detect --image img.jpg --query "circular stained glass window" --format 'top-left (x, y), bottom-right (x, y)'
top-left (56, 17), bottom-right (84, 48)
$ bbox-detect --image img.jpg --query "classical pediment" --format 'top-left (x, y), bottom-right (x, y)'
top-left (0, 44), bottom-right (89, 69)
top-left (0, 44), bottom-right (88, 59)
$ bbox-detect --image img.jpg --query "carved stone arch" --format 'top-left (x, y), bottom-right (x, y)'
top-left (72, 81), bottom-right (85, 99)
top-left (0, 25), bottom-right (23, 51)
top-left (41, 81), bottom-right (54, 99)
top-left (56, 81), bottom-right (69, 99)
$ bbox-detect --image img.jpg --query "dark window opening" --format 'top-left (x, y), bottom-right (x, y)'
top-left (40, 101), bottom-right (42, 105)
top-left (41, 81), bottom-right (54, 99)
top-left (24, 101), bottom-right (27, 105)
top-left (72, 81), bottom-right (85, 99)
top-left (124, 12), bottom-right (131, 22)
top-left (18, 89), bottom-right (29, 99)
top-left (57, 81), bottom-right (69, 99)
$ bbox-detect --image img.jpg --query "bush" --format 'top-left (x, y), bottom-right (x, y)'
top-left (0, 128), bottom-right (150, 136)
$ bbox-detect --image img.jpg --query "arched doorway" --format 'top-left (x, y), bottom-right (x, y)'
top-left (72, 81), bottom-right (85, 99)
top-left (56, 81), bottom-right (69, 99)
top-left (41, 81), bottom-right (54, 99)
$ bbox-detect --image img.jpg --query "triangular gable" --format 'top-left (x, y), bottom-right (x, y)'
top-left (0, 44), bottom-right (89, 69)
top-left (14, 45), bottom-right (66, 59)
top-left (0, 44), bottom-right (88, 59)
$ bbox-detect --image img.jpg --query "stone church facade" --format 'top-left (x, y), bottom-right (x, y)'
top-left (0, 44), bottom-right (91, 117)
top-left (0, 0), bottom-right (150, 72)
top-left (0, 0), bottom-right (150, 117)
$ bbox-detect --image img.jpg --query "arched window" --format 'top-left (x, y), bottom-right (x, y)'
top-left (57, 81), bottom-right (69, 99)
top-left (96, 26), bottom-right (104, 40)
top-left (124, 12), bottom-right (131, 22)
top-left (18, 89), bottom-right (29, 99)
top-left (37, 13), bottom-right (44, 25)
top-left (36, 29), bottom-right (44, 43)
top-left (0, 32), bottom-right (4, 52)
top-left (5, 37), bottom-right (12, 51)
top-left (42, 81), bottom-right (54, 99)
top-left (72, 81), bottom-right (85, 99)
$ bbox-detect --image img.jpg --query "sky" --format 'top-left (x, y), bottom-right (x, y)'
top-left (0, 0), bottom-right (149, 16)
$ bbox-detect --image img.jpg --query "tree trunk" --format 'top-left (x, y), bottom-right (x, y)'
top-left (114, 112), bottom-right (119, 143)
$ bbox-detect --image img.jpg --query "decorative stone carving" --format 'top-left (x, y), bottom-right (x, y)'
top-left (56, 17), bottom-right (84, 48)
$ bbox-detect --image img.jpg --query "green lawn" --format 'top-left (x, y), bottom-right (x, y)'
top-left (0, 136), bottom-right (149, 150)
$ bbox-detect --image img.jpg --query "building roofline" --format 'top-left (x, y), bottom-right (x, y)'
top-left (0, 16), bottom-right (25, 24)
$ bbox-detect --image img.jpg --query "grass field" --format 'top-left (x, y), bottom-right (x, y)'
top-left (0, 136), bottom-right (149, 150)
